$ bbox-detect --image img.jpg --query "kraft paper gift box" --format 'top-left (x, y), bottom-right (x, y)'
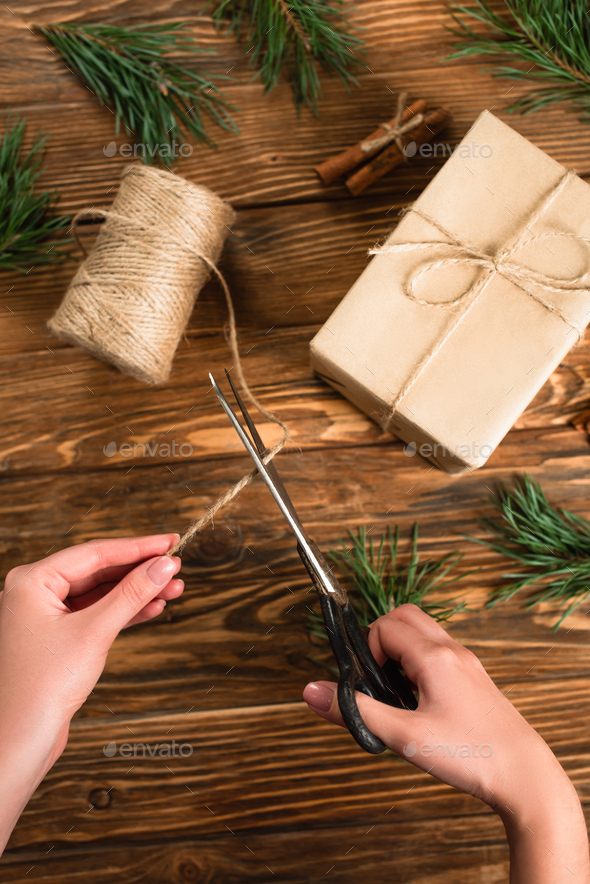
top-left (310, 111), bottom-right (590, 474)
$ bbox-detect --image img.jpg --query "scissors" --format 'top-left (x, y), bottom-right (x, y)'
top-left (210, 370), bottom-right (418, 754)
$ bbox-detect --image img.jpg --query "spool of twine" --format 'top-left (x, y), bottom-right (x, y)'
top-left (47, 164), bottom-right (236, 385)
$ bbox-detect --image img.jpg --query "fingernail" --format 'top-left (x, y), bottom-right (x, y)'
top-left (147, 556), bottom-right (176, 586)
top-left (303, 682), bottom-right (335, 713)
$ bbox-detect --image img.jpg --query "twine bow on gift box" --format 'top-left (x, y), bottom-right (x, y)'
top-left (372, 168), bottom-right (590, 426)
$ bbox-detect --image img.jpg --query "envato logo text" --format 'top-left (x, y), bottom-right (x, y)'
top-left (103, 740), bottom-right (193, 758)
top-left (403, 140), bottom-right (493, 159)
top-left (103, 441), bottom-right (193, 458)
top-left (403, 440), bottom-right (492, 459)
top-left (103, 140), bottom-right (193, 159)
top-left (403, 741), bottom-right (493, 758)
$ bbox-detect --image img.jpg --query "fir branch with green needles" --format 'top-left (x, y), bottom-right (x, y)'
top-left (0, 116), bottom-right (72, 273)
top-left (36, 22), bottom-right (238, 165)
top-left (445, 0), bottom-right (590, 124)
top-left (307, 524), bottom-right (472, 662)
top-left (471, 474), bottom-right (590, 627)
top-left (210, 0), bottom-right (365, 113)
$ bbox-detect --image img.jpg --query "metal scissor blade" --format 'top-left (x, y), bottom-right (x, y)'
top-left (209, 372), bottom-right (333, 591)
top-left (223, 369), bottom-right (303, 532)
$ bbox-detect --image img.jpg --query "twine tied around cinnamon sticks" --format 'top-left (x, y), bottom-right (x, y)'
top-left (359, 92), bottom-right (424, 157)
top-left (371, 168), bottom-right (590, 430)
top-left (315, 93), bottom-right (452, 196)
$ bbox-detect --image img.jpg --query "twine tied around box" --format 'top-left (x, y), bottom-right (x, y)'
top-left (360, 91), bottom-right (425, 158)
top-left (46, 164), bottom-right (290, 556)
top-left (372, 168), bottom-right (590, 430)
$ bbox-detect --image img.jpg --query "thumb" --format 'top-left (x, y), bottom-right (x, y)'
top-left (303, 680), bottom-right (417, 755)
top-left (87, 555), bottom-right (181, 639)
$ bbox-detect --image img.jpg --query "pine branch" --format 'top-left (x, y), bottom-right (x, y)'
top-left (307, 524), bottom-right (472, 659)
top-left (0, 116), bottom-right (72, 273)
top-left (210, 0), bottom-right (365, 113)
top-left (444, 0), bottom-right (590, 123)
top-left (470, 474), bottom-right (590, 627)
top-left (36, 22), bottom-right (238, 166)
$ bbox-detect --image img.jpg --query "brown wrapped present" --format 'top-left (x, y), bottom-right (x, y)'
top-left (311, 111), bottom-right (590, 473)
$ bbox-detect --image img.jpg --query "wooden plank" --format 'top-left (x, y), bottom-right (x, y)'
top-left (1, 323), bottom-right (589, 476)
top-left (1, 814), bottom-right (510, 883)
top-left (1, 430), bottom-right (590, 720)
top-left (0, 194), bottom-right (409, 352)
top-left (4, 690), bottom-right (590, 854)
top-left (2, 89), bottom-right (588, 213)
top-left (6, 192), bottom-right (590, 344)
top-left (1, 4), bottom-right (589, 211)
top-left (2, 1), bottom-right (589, 880)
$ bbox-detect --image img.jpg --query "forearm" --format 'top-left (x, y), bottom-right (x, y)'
top-left (0, 704), bottom-right (68, 854)
top-left (500, 771), bottom-right (589, 884)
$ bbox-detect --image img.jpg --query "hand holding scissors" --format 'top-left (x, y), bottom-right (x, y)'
top-left (211, 370), bottom-right (418, 754)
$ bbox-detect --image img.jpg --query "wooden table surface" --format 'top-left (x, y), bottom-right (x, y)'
top-left (2, 1), bottom-right (590, 881)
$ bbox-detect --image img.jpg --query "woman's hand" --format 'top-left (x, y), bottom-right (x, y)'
top-left (0, 534), bottom-right (183, 852)
top-left (304, 604), bottom-right (590, 884)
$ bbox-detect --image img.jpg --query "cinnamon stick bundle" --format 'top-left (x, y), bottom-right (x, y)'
top-left (315, 99), bottom-right (427, 186)
top-left (346, 106), bottom-right (454, 196)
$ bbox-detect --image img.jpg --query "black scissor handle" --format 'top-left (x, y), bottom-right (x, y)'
top-left (320, 593), bottom-right (386, 754)
top-left (319, 594), bottom-right (418, 754)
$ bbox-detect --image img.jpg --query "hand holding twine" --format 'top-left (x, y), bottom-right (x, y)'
top-left (371, 168), bottom-right (590, 427)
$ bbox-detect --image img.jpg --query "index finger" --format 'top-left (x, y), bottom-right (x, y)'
top-left (368, 609), bottom-right (447, 689)
top-left (15, 534), bottom-right (180, 596)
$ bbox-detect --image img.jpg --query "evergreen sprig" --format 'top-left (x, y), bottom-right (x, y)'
top-left (307, 524), bottom-right (471, 654)
top-left (0, 116), bottom-right (71, 273)
top-left (211, 0), bottom-right (365, 113)
top-left (37, 22), bottom-right (238, 165)
top-left (445, 0), bottom-right (590, 123)
top-left (471, 474), bottom-right (590, 627)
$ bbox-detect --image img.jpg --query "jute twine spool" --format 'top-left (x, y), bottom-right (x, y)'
top-left (48, 165), bottom-right (236, 385)
top-left (48, 164), bottom-right (290, 555)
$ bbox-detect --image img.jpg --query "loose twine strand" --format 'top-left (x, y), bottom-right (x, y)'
top-left (360, 91), bottom-right (424, 158)
top-left (370, 168), bottom-right (590, 430)
top-left (166, 257), bottom-right (291, 557)
top-left (46, 165), bottom-right (290, 558)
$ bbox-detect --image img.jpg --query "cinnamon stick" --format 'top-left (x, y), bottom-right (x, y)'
top-left (345, 106), bottom-right (454, 197)
top-left (571, 407), bottom-right (590, 433)
top-left (314, 99), bottom-right (427, 186)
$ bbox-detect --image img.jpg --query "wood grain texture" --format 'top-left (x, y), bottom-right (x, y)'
top-left (1, 325), bottom-right (590, 476)
top-left (5, 691), bottom-right (590, 854)
top-left (1, 2), bottom-right (590, 211)
top-left (0, 815), bottom-right (511, 883)
top-left (3, 0), bottom-right (590, 879)
top-left (6, 193), bottom-right (590, 341)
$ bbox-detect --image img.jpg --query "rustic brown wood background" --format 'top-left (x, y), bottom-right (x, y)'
top-left (2, 1), bottom-right (590, 881)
